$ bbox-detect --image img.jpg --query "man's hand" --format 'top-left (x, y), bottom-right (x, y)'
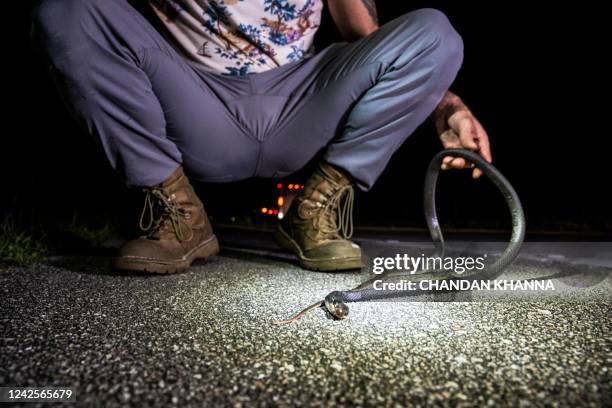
top-left (432, 91), bottom-right (492, 179)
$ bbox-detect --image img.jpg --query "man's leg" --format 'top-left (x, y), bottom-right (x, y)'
top-left (267, 8), bottom-right (464, 190)
top-left (268, 9), bottom-right (464, 270)
top-left (30, 0), bottom-right (254, 272)
top-left (31, 0), bottom-right (181, 187)
top-left (31, 0), bottom-right (257, 187)
top-left (323, 9), bottom-right (463, 190)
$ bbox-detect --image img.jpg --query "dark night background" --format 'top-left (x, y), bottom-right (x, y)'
top-left (3, 1), bottom-right (609, 247)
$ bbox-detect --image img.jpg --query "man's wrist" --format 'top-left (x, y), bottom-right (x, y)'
top-left (433, 92), bottom-right (464, 117)
top-left (431, 91), bottom-right (469, 131)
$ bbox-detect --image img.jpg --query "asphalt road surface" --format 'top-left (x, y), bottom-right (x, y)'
top-left (1, 230), bottom-right (611, 407)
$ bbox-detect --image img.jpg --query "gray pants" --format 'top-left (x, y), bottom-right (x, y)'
top-left (31, 0), bottom-right (463, 191)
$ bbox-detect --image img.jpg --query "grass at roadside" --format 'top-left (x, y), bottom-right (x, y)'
top-left (0, 212), bottom-right (117, 266)
top-left (0, 215), bottom-right (48, 265)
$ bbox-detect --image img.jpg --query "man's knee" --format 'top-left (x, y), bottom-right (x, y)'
top-left (401, 8), bottom-right (464, 70)
top-left (32, 0), bottom-right (112, 68)
top-left (31, 0), bottom-right (62, 38)
top-left (32, 0), bottom-right (85, 34)
top-left (31, 0), bottom-right (107, 46)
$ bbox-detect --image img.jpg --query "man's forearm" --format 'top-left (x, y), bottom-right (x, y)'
top-left (327, 0), bottom-right (379, 41)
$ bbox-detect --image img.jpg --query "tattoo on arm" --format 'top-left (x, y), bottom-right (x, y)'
top-left (361, 0), bottom-right (378, 25)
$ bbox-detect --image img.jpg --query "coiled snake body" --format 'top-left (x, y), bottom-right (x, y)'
top-left (275, 149), bottom-right (526, 324)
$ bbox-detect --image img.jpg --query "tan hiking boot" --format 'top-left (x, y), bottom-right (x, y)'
top-left (112, 166), bottom-right (219, 273)
top-left (275, 162), bottom-right (362, 271)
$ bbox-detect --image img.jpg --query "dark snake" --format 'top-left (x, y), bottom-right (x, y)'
top-left (274, 148), bottom-right (526, 324)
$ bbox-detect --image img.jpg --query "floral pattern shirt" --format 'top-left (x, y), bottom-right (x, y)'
top-left (149, 0), bottom-right (323, 76)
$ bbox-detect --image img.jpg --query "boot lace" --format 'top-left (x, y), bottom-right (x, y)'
top-left (314, 184), bottom-right (354, 239)
top-left (138, 188), bottom-right (193, 242)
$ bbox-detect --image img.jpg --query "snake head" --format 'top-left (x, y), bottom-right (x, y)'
top-left (324, 293), bottom-right (349, 320)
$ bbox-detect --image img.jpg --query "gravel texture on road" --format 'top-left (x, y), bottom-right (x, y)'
top-left (1, 248), bottom-right (610, 407)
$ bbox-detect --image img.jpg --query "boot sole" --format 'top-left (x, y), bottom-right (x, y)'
top-left (274, 226), bottom-right (362, 272)
top-left (111, 235), bottom-right (220, 274)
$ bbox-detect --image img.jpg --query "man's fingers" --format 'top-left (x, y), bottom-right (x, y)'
top-left (458, 117), bottom-right (479, 151)
top-left (439, 119), bottom-right (490, 171)
top-left (441, 156), bottom-right (473, 170)
top-left (441, 156), bottom-right (453, 170)
top-left (440, 104), bottom-right (492, 176)
top-left (442, 157), bottom-right (478, 171)
top-left (439, 130), bottom-right (462, 149)
top-left (474, 119), bottom-right (492, 163)
top-left (451, 157), bottom-right (466, 168)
